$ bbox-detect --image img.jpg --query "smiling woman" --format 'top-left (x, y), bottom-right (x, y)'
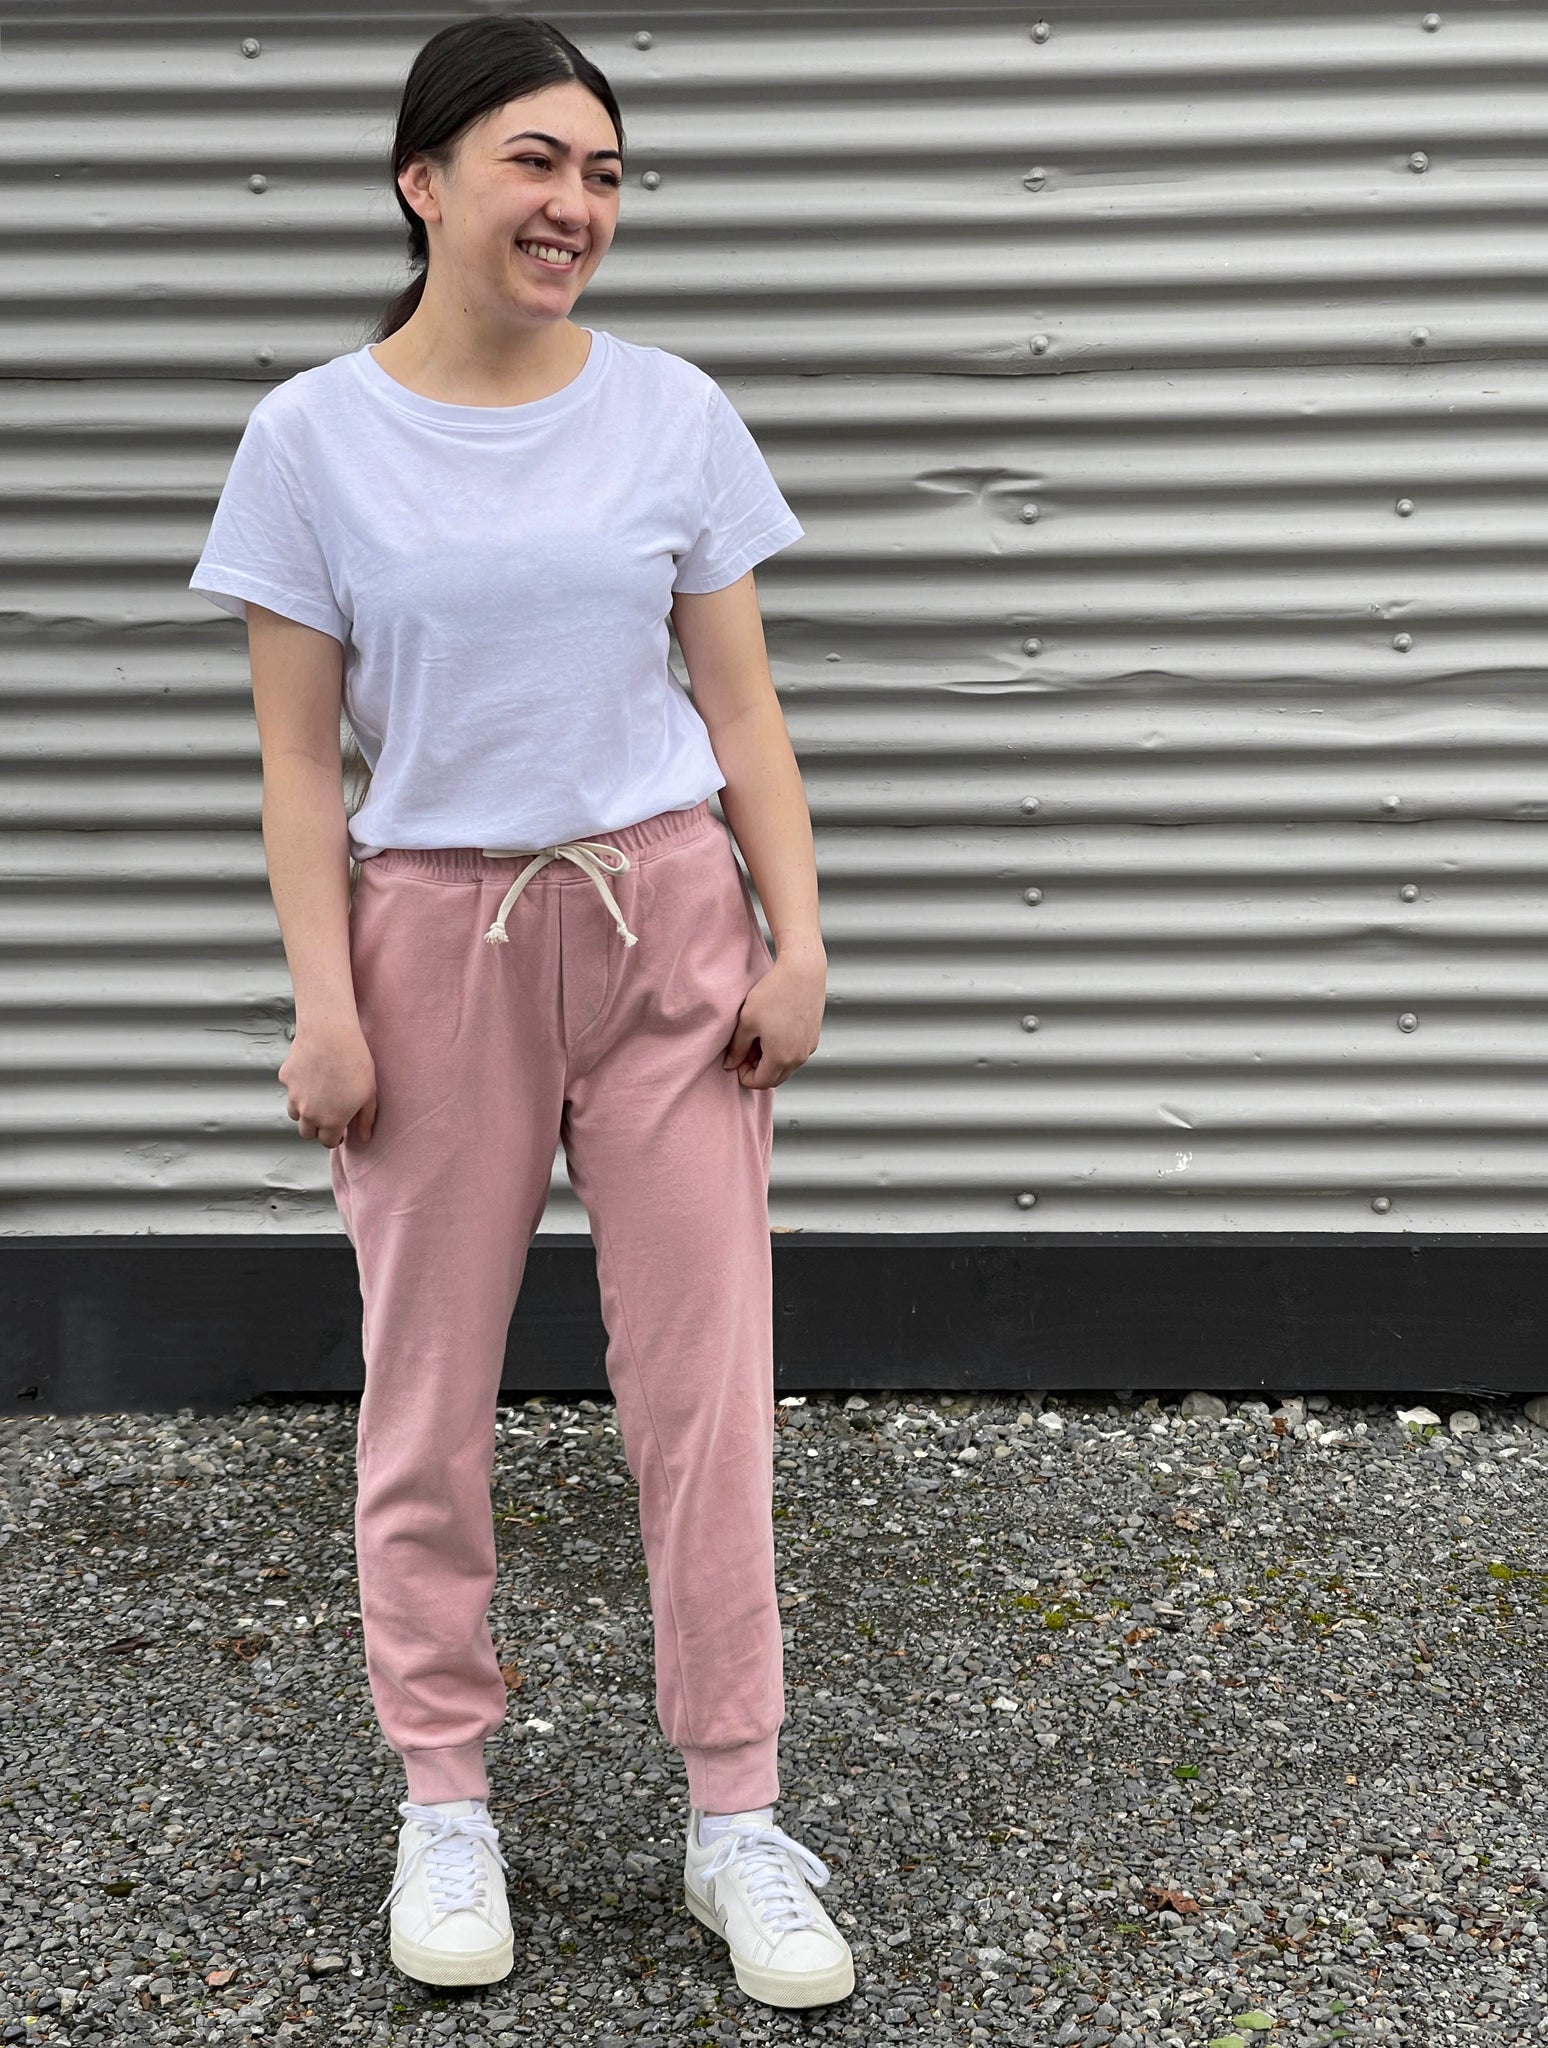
top-left (186, 9), bottom-right (837, 2010)
top-left (365, 28), bottom-right (626, 406)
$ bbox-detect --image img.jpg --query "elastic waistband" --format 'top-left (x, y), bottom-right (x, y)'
top-left (365, 799), bottom-right (718, 883)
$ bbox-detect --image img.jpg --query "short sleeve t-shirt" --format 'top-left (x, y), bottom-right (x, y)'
top-left (188, 327), bottom-right (805, 861)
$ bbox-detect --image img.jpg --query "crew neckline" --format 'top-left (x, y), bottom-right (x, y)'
top-left (350, 327), bottom-right (610, 429)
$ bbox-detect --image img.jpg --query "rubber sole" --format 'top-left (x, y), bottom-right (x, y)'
top-left (684, 1881), bottom-right (855, 2008)
top-left (389, 1924), bottom-right (514, 1988)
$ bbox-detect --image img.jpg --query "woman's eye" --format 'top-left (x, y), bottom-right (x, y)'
top-left (514, 156), bottom-right (620, 186)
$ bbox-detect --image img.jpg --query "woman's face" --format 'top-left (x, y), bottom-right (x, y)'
top-left (404, 81), bottom-right (623, 321)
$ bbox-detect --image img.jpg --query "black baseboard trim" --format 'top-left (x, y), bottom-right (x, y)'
top-left (5, 1234), bottom-right (1548, 1414)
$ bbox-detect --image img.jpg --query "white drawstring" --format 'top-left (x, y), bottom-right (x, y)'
top-left (480, 839), bottom-right (639, 948)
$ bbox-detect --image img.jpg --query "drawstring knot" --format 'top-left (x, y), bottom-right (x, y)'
top-left (479, 839), bottom-right (640, 948)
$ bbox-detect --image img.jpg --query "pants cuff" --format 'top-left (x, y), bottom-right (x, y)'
top-left (400, 1740), bottom-right (490, 1806)
top-left (679, 1734), bottom-right (781, 1814)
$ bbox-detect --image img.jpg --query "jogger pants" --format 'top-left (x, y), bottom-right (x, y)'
top-left (330, 798), bottom-right (783, 1811)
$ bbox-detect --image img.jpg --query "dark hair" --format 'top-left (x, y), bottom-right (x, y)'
top-left (371, 14), bottom-right (624, 342)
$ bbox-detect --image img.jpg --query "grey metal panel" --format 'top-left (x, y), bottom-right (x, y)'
top-left (4, 2), bottom-right (1548, 1232)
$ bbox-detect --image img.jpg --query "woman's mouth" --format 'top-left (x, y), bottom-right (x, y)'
top-left (516, 241), bottom-right (579, 270)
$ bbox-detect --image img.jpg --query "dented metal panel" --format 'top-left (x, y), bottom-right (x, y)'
top-left (4, 2), bottom-right (1548, 1232)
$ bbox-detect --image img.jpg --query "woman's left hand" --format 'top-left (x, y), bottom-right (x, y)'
top-left (722, 943), bottom-right (826, 1088)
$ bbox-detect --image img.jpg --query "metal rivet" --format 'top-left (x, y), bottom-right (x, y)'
top-left (1392, 632), bottom-right (1412, 651)
top-left (1023, 167), bottom-right (1047, 190)
top-left (1020, 796), bottom-right (1040, 814)
top-left (1016, 1191), bottom-right (1038, 1208)
top-left (1024, 887), bottom-right (1043, 905)
top-left (1398, 1012), bottom-right (1419, 1032)
top-left (634, 30), bottom-right (653, 47)
top-left (1395, 498), bottom-right (1415, 516)
top-left (1422, 12), bottom-right (1442, 28)
top-left (1381, 794), bottom-right (1401, 811)
top-left (241, 37), bottom-right (260, 57)
top-left (248, 173), bottom-right (268, 194)
top-left (1031, 20), bottom-right (1051, 41)
top-left (1030, 334), bottom-right (1050, 354)
top-left (1371, 1196), bottom-right (1392, 1214)
top-left (1019, 503), bottom-right (1039, 523)
top-left (1409, 326), bottom-right (1430, 347)
top-left (1399, 883), bottom-right (1420, 902)
top-left (1408, 151), bottom-right (1429, 173)
top-left (254, 346), bottom-right (275, 366)
top-left (1022, 637), bottom-right (1042, 656)
top-left (641, 170), bottom-right (661, 189)
top-left (1021, 1015), bottom-right (1040, 1032)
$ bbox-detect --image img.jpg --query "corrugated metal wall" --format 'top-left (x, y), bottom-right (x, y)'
top-left (8, 1), bottom-right (1548, 1235)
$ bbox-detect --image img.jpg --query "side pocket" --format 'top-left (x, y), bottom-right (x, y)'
top-left (727, 839), bottom-right (774, 966)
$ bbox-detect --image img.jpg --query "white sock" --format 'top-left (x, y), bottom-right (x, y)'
top-left (697, 1804), bottom-right (774, 1847)
top-left (421, 1796), bottom-right (488, 1816)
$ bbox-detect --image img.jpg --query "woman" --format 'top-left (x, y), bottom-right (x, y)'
top-left (189, 12), bottom-right (851, 2012)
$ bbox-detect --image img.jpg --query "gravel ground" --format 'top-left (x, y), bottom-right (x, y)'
top-left (2, 1383), bottom-right (1547, 2046)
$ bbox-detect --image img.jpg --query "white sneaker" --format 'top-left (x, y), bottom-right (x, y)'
top-left (378, 1797), bottom-right (514, 1987)
top-left (682, 1806), bottom-right (855, 2008)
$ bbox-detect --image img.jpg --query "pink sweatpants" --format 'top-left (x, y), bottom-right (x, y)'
top-left (330, 798), bottom-right (782, 1812)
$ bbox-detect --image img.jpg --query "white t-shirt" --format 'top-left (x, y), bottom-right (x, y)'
top-left (188, 327), bottom-right (805, 860)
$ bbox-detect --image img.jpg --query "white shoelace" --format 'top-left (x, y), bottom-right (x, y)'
top-left (697, 1819), bottom-right (832, 1936)
top-left (378, 1800), bottom-right (509, 1919)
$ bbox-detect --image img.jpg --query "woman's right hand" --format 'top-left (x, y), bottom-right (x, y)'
top-left (279, 1025), bottom-right (378, 1148)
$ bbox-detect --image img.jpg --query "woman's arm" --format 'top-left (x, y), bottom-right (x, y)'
top-left (246, 603), bottom-right (377, 1146)
top-left (672, 571), bottom-right (825, 1087)
top-left (669, 570), bottom-right (825, 966)
top-left (246, 603), bottom-right (361, 1036)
